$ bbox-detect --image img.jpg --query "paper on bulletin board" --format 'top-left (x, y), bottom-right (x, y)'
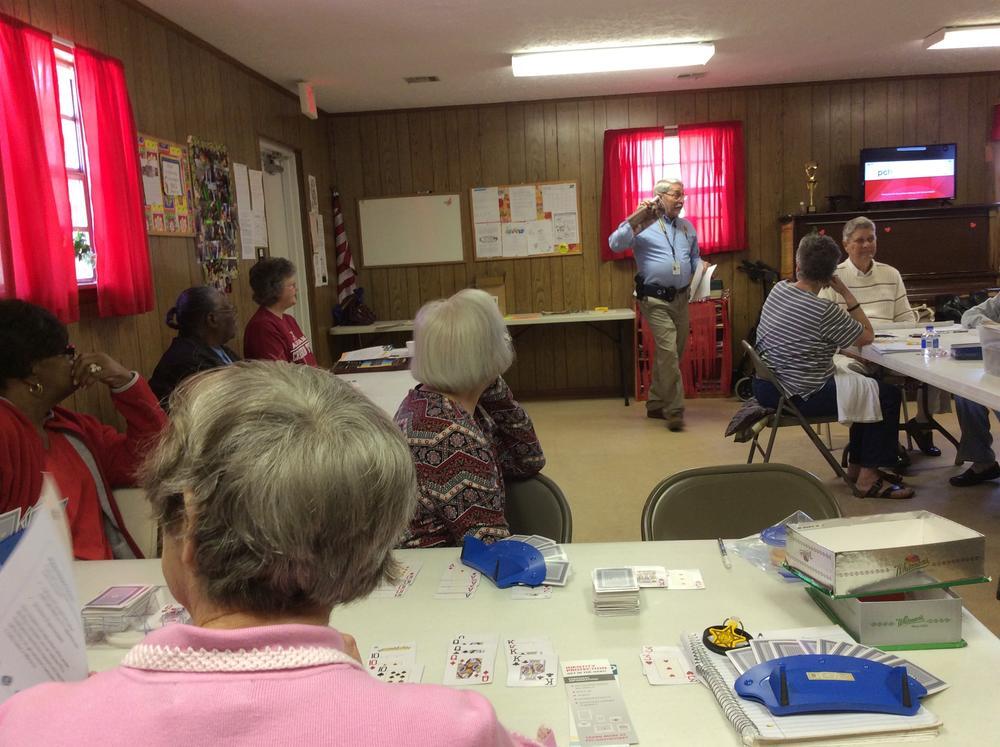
top-left (232, 163), bottom-right (256, 259)
top-left (141, 156), bottom-right (163, 206)
top-left (508, 185), bottom-right (537, 223)
top-left (472, 187), bottom-right (501, 224)
top-left (161, 158), bottom-right (183, 196)
top-left (501, 222), bottom-right (528, 257)
top-left (248, 169), bottom-right (269, 248)
top-left (526, 220), bottom-right (555, 254)
top-left (313, 250), bottom-right (329, 287)
top-left (552, 212), bottom-right (580, 246)
top-left (474, 222), bottom-right (502, 258)
top-left (541, 183), bottom-right (576, 215)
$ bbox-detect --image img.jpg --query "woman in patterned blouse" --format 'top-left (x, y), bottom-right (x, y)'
top-left (395, 289), bottom-right (546, 548)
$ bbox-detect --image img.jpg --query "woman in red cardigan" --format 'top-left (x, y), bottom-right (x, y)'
top-left (0, 299), bottom-right (167, 559)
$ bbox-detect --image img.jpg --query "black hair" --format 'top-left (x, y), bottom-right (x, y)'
top-left (249, 257), bottom-right (295, 307)
top-left (166, 286), bottom-right (221, 337)
top-left (795, 233), bottom-right (841, 283)
top-left (0, 299), bottom-right (69, 384)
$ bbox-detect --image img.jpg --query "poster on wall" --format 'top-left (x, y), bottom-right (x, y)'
top-left (188, 137), bottom-right (239, 291)
top-left (137, 134), bottom-right (194, 237)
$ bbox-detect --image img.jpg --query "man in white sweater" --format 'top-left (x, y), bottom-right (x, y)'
top-left (820, 216), bottom-right (942, 458)
top-left (951, 293), bottom-right (1000, 486)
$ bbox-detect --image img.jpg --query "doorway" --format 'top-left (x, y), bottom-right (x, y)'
top-left (258, 138), bottom-right (311, 341)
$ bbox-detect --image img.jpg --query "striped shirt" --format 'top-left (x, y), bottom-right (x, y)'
top-left (756, 280), bottom-right (862, 398)
top-left (818, 259), bottom-right (916, 326)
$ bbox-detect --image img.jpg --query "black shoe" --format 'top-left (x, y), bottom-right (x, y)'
top-left (906, 419), bottom-right (942, 457)
top-left (950, 462), bottom-right (1000, 487)
top-left (646, 408), bottom-right (665, 420)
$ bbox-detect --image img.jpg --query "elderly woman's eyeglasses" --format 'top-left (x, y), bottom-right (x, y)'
top-left (62, 344), bottom-right (77, 359)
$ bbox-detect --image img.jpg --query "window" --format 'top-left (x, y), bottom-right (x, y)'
top-left (638, 134), bottom-right (683, 214)
top-left (54, 44), bottom-right (96, 285)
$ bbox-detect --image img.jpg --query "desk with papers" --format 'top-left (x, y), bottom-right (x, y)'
top-left (860, 326), bottom-right (1000, 412)
top-left (76, 541), bottom-right (1000, 746)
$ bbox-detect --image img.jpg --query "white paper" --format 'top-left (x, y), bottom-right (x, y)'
top-left (474, 222), bottom-right (502, 258)
top-left (161, 158), bottom-right (182, 197)
top-left (508, 185), bottom-right (538, 223)
top-left (313, 251), bottom-right (328, 287)
top-left (690, 263), bottom-right (716, 301)
top-left (141, 156), bottom-right (162, 207)
top-left (471, 187), bottom-right (501, 224)
top-left (541, 182), bottom-right (577, 215)
top-left (0, 475), bottom-right (88, 705)
top-left (307, 174), bottom-right (319, 212)
top-left (525, 220), bottom-right (555, 254)
top-left (501, 222), bottom-right (528, 257)
top-left (552, 212), bottom-right (579, 246)
top-left (341, 345), bottom-right (392, 361)
top-left (233, 163), bottom-right (256, 259)
top-left (309, 212), bottom-right (325, 254)
top-left (248, 168), bottom-right (269, 248)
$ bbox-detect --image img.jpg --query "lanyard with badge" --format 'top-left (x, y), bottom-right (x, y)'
top-left (657, 216), bottom-right (682, 276)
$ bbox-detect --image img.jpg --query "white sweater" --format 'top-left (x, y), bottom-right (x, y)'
top-left (819, 258), bottom-right (916, 326)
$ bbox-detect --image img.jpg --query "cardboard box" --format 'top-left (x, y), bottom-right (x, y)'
top-left (785, 511), bottom-right (986, 597)
top-left (810, 587), bottom-right (964, 648)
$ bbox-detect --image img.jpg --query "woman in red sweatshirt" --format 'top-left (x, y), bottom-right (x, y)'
top-left (242, 257), bottom-right (317, 365)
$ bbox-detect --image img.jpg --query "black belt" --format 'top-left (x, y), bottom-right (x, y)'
top-left (637, 282), bottom-right (689, 302)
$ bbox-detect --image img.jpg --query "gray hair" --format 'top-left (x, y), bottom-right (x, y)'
top-left (140, 361), bottom-right (418, 615)
top-left (796, 233), bottom-right (842, 283)
top-left (843, 216), bottom-right (876, 243)
top-left (410, 288), bottom-right (513, 394)
top-left (654, 179), bottom-right (683, 195)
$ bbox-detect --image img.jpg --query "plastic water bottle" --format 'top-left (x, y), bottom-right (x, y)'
top-left (921, 325), bottom-right (943, 358)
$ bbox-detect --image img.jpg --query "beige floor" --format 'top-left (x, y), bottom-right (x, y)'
top-left (526, 396), bottom-right (1000, 636)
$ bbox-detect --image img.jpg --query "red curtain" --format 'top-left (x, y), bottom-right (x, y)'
top-left (678, 120), bottom-right (746, 255)
top-left (0, 16), bottom-right (77, 321)
top-left (599, 127), bottom-right (667, 261)
top-left (75, 46), bottom-right (153, 317)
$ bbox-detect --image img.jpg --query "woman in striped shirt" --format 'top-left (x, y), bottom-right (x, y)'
top-left (753, 234), bottom-right (914, 499)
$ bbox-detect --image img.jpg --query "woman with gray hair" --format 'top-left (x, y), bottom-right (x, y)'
top-left (753, 234), bottom-right (914, 499)
top-left (395, 289), bottom-right (546, 548)
top-left (0, 361), bottom-right (554, 746)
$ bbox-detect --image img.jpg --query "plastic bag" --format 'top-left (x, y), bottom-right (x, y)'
top-left (727, 511), bottom-right (814, 582)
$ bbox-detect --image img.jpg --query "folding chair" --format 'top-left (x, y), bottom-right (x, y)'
top-left (504, 473), bottom-right (573, 543)
top-left (741, 341), bottom-right (859, 496)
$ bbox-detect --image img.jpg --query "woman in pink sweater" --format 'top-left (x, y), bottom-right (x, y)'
top-left (0, 362), bottom-right (552, 747)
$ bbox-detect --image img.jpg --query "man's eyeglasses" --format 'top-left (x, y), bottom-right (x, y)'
top-left (63, 344), bottom-right (77, 358)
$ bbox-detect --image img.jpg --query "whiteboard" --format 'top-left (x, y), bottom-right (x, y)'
top-left (357, 193), bottom-right (464, 267)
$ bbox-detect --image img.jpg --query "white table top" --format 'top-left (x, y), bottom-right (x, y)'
top-left (335, 369), bottom-right (415, 416)
top-left (860, 326), bottom-right (1000, 412)
top-left (75, 541), bottom-right (999, 746)
top-left (329, 308), bottom-right (635, 336)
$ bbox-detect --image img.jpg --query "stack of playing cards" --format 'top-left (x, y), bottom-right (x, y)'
top-left (500, 535), bottom-right (571, 586)
top-left (366, 642), bottom-right (423, 684)
top-left (591, 567), bottom-right (640, 616)
top-left (505, 637), bottom-right (558, 687)
top-left (370, 560), bottom-right (423, 599)
top-left (443, 633), bottom-right (499, 686)
top-left (81, 585), bottom-right (157, 635)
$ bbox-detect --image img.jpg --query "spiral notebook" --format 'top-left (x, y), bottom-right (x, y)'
top-left (681, 633), bottom-right (941, 745)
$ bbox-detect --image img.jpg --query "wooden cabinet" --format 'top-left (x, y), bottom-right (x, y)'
top-left (779, 204), bottom-right (1000, 301)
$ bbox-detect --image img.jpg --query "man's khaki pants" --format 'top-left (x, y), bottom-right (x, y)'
top-left (639, 290), bottom-right (689, 416)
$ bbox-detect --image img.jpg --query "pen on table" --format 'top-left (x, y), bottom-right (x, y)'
top-left (717, 538), bottom-right (732, 569)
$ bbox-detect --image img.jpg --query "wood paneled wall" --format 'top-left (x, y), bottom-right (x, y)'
top-left (331, 74), bottom-right (1000, 396)
top-left (0, 0), bottom-right (337, 424)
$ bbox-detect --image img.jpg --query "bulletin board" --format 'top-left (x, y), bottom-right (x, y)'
top-left (357, 193), bottom-right (464, 267)
top-left (138, 134), bottom-right (194, 236)
top-left (470, 180), bottom-right (581, 260)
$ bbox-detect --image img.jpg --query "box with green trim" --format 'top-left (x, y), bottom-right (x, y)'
top-left (785, 511), bottom-right (985, 597)
top-left (814, 587), bottom-right (964, 648)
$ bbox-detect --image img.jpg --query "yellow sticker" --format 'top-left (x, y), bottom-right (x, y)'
top-left (806, 671), bottom-right (855, 681)
top-left (557, 243), bottom-right (569, 253)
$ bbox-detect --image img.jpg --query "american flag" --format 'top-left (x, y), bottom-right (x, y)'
top-left (332, 190), bottom-right (357, 303)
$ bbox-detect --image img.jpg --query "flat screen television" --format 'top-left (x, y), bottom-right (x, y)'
top-left (860, 143), bottom-right (956, 204)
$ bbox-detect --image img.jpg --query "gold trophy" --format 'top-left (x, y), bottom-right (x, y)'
top-left (805, 161), bottom-right (818, 213)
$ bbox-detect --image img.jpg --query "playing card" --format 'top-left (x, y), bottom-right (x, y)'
top-left (640, 645), bottom-right (696, 685)
top-left (510, 585), bottom-right (553, 600)
top-left (525, 535), bottom-right (556, 550)
top-left (592, 567), bottom-right (638, 592)
top-left (370, 560), bottom-right (423, 599)
top-left (0, 508), bottom-right (20, 542)
top-left (633, 565), bottom-right (667, 588)
top-left (506, 637), bottom-right (557, 687)
top-left (434, 562), bottom-right (480, 599)
top-left (543, 560), bottom-right (570, 586)
top-left (443, 633), bottom-right (498, 686)
top-left (366, 642), bottom-right (423, 684)
top-left (725, 645), bottom-right (760, 675)
top-left (539, 544), bottom-right (567, 560)
top-left (665, 569), bottom-right (705, 590)
top-left (83, 585), bottom-right (155, 610)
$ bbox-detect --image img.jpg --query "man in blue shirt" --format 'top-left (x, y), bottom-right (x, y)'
top-left (608, 179), bottom-right (700, 431)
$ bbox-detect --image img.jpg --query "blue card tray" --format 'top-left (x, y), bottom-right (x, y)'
top-left (735, 655), bottom-right (927, 717)
top-left (460, 535), bottom-right (546, 588)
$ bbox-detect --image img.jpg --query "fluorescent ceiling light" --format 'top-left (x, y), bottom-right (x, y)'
top-left (511, 43), bottom-right (714, 77)
top-left (924, 25), bottom-right (1000, 49)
